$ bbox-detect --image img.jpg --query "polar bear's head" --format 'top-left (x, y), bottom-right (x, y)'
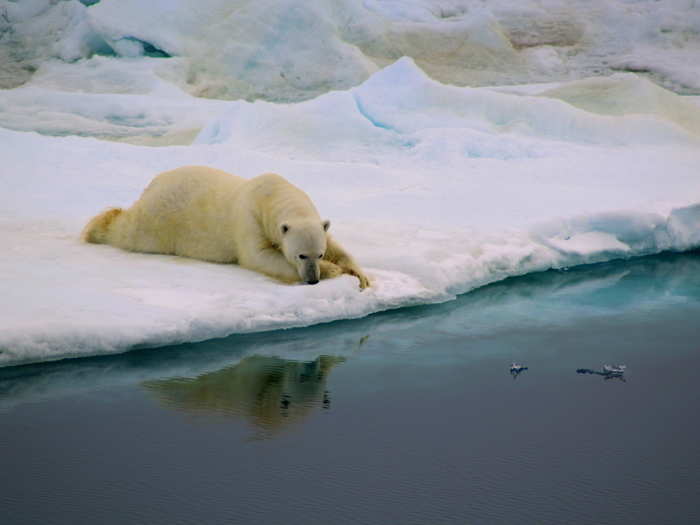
top-left (280, 219), bottom-right (330, 285)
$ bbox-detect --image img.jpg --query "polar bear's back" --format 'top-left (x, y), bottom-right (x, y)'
top-left (115, 166), bottom-right (246, 261)
top-left (242, 173), bottom-right (322, 230)
top-left (139, 166), bottom-right (245, 208)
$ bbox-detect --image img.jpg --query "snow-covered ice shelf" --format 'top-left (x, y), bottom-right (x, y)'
top-left (2, 2), bottom-right (700, 367)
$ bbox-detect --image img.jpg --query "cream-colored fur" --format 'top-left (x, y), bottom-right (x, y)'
top-left (82, 166), bottom-right (369, 288)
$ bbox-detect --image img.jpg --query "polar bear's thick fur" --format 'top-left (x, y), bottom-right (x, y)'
top-left (82, 166), bottom-right (369, 288)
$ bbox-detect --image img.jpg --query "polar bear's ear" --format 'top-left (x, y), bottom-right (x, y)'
top-left (281, 224), bottom-right (290, 235)
top-left (322, 220), bottom-right (331, 232)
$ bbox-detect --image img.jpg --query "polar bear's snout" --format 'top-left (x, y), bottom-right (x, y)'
top-left (300, 259), bottom-right (321, 285)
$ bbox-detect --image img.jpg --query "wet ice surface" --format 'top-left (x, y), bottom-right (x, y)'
top-left (2, 252), bottom-right (699, 525)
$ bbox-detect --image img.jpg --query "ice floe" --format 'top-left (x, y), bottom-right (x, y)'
top-left (1, 4), bottom-right (700, 366)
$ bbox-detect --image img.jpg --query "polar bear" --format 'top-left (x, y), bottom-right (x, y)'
top-left (82, 166), bottom-right (370, 289)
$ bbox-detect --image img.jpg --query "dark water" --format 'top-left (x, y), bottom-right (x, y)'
top-left (2, 253), bottom-right (700, 525)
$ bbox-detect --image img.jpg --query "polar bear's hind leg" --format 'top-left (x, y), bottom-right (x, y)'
top-left (81, 208), bottom-right (123, 244)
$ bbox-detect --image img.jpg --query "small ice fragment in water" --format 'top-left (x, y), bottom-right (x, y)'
top-left (510, 363), bottom-right (528, 378)
top-left (577, 364), bottom-right (627, 381)
top-left (602, 364), bottom-right (626, 374)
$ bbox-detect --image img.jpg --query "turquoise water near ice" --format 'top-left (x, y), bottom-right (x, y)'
top-left (2, 252), bottom-right (700, 525)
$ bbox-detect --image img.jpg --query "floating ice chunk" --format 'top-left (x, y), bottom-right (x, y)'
top-left (510, 363), bottom-right (528, 377)
top-left (577, 365), bottom-right (626, 379)
top-left (602, 364), bottom-right (626, 375)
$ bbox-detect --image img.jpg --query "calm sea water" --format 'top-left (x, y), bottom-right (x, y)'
top-left (2, 252), bottom-right (700, 525)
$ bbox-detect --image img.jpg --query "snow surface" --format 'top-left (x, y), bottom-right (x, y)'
top-left (1, 3), bottom-right (700, 367)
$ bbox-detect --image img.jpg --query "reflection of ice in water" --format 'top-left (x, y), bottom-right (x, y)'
top-left (143, 355), bottom-right (345, 437)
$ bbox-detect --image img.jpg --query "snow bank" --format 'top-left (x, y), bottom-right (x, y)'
top-left (197, 58), bottom-right (699, 163)
top-left (81, 0), bottom-right (700, 101)
top-left (5, 1), bottom-right (700, 101)
top-left (5, 54), bottom-right (699, 148)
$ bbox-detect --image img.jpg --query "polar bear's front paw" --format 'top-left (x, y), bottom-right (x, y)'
top-left (355, 271), bottom-right (371, 290)
top-left (320, 260), bottom-right (343, 279)
top-left (346, 268), bottom-right (370, 290)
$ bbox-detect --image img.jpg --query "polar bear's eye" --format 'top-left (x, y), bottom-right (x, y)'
top-left (318, 254), bottom-right (323, 259)
top-left (299, 254), bottom-right (307, 260)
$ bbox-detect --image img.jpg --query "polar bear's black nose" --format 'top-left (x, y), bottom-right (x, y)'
top-left (307, 279), bottom-right (319, 285)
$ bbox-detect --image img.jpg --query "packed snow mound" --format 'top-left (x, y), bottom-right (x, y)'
top-left (196, 59), bottom-right (700, 163)
top-left (541, 74), bottom-right (700, 137)
top-left (87, 0), bottom-right (379, 101)
top-left (0, 0), bottom-right (109, 89)
top-left (0, 56), bottom-right (230, 143)
top-left (6, 55), bottom-right (698, 147)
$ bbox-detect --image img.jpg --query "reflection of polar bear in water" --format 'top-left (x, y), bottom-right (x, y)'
top-left (82, 166), bottom-right (369, 288)
top-left (143, 355), bottom-right (345, 433)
